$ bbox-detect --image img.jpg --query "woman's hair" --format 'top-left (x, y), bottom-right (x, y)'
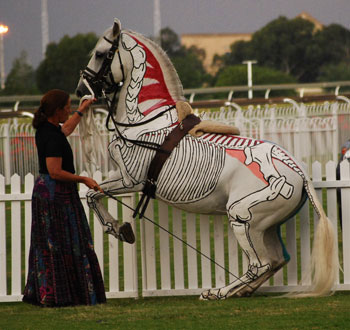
top-left (32, 89), bottom-right (70, 129)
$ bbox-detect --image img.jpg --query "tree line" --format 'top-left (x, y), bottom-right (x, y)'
top-left (1, 15), bottom-right (350, 96)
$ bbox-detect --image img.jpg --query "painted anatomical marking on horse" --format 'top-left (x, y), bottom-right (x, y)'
top-left (76, 19), bottom-right (338, 299)
top-left (157, 135), bottom-right (226, 203)
top-left (121, 33), bottom-right (146, 123)
top-left (108, 128), bottom-right (169, 186)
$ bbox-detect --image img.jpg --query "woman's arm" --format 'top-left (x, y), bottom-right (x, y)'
top-left (61, 98), bottom-right (96, 137)
top-left (46, 157), bottom-right (102, 192)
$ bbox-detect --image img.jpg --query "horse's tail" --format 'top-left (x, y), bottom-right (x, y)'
top-left (291, 177), bottom-right (338, 297)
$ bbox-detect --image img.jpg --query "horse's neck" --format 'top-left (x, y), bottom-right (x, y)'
top-left (117, 31), bottom-right (183, 124)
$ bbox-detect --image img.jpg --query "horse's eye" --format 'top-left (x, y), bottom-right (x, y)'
top-left (95, 51), bottom-right (105, 59)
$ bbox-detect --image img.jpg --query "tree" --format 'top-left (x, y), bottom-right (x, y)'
top-left (214, 40), bottom-right (253, 68)
top-left (318, 63), bottom-right (350, 82)
top-left (215, 16), bottom-right (328, 82)
top-left (249, 16), bottom-right (318, 81)
top-left (36, 33), bottom-right (98, 93)
top-left (215, 65), bottom-right (297, 97)
top-left (172, 48), bottom-right (211, 88)
top-left (2, 51), bottom-right (39, 95)
top-left (160, 27), bottom-right (183, 57)
top-left (216, 17), bottom-right (350, 83)
top-left (160, 27), bottom-right (211, 88)
top-left (314, 24), bottom-right (350, 65)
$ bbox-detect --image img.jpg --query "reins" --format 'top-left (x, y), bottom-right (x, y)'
top-left (101, 188), bottom-right (255, 291)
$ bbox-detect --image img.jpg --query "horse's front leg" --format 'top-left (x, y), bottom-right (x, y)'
top-left (86, 172), bottom-right (142, 244)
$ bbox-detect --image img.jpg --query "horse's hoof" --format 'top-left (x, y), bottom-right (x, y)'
top-left (199, 290), bottom-right (210, 301)
top-left (118, 222), bottom-right (135, 244)
top-left (199, 289), bottom-right (224, 301)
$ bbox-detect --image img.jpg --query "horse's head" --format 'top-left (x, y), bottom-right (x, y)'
top-left (76, 18), bottom-right (124, 99)
top-left (77, 18), bottom-right (184, 123)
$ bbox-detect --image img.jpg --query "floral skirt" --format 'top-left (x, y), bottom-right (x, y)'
top-left (22, 174), bottom-right (106, 307)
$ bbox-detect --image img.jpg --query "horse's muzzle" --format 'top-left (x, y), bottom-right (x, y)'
top-left (76, 79), bottom-right (92, 99)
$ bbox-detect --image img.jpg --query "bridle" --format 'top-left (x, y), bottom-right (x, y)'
top-left (80, 35), bottom-right (125, 99)
top-left (79, 33), bottom-right (176, 152)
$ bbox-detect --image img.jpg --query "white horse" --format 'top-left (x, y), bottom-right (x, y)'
top-left (76, 19), bottom-right (338, 299)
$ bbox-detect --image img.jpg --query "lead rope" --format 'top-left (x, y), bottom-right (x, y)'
top-left (101, 189), bottom-right (255, 292)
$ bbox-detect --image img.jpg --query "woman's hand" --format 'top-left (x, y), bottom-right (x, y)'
top-left (79, 97), bottom-right (97, 113)
top-left (62, 97), bottom-right (97, 136)
top-left (82, 177), bottom-right (104, 193)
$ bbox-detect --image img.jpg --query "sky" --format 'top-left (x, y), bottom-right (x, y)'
top-left (0, 0), bottom-right (349, 76)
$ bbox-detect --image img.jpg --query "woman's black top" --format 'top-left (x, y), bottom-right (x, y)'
top-left (35, 121), bottom-right (75, 174)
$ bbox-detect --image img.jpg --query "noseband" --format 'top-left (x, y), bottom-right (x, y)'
top-left (80, 35), bottom-right (125, 98)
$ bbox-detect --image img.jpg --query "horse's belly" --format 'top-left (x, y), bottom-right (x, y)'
top-left (156, 136), bottom-right (226, 204)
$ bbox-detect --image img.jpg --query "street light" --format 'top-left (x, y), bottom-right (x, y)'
top-left (0, 24), bottom-right (9, 90)
top-left (242, 60), bottom-right (257, 99)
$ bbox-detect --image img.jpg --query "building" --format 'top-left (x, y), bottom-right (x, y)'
top-left (181, 12), bottom-right (323, 74)
top-left (181, 33), bottom-right (251, 74)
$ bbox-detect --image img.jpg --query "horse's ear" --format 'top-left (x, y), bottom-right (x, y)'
top-left (113, 18), bottom-right (121, 37)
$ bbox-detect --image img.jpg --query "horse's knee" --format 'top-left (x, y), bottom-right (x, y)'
top-left (86, 189), bottom-right (101, 207)
top-left (229, 219), bottom-right (250, 237)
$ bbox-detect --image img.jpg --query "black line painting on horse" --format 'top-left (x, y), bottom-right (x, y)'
top-left (75, 19), bottom-right (338, 300)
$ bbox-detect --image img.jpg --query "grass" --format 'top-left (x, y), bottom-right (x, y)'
top-left (1, 292), bottom-right (350, 329)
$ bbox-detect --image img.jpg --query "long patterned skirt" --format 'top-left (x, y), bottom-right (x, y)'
top-left (22, 174), bottom-right (106, 307)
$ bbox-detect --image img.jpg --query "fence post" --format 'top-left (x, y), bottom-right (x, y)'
top-left (92, 171), bottom-right (104, 278)
top-left (0, 175), bottom-right (6, 296)
top-left (340, 160), bottom-right (350, 284)
top-left (121, 193), bottom-right (138, 295)
top-left (24, 174), bottom-right (34, 278)
top-left (11, 174), bottom-right (22, 296)
top-left (325, 161), bottom-right (340, 284)
top-left (331, 102), bottom-right (339, 162)
top-left (3, 124), bottom-right (10, 184)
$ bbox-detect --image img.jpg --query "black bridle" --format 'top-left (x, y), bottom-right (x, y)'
top-left (80, 36), bottom-right (125, 99)
top-left (80, 34), bottom-right (176, 152)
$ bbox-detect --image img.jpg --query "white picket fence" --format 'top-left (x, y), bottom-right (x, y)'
top-left (1, 161), bottom-right (350, 303)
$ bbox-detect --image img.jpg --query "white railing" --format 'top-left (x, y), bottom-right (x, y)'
top-left (1, 161), bottom-right (350, 302)
top-left (1, 101), bottom-right (350, 182)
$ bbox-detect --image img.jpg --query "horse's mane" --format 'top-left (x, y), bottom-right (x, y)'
top-left (124, 29), bottom-right (185, 102)
top-left (93, 27), bottom-right (185, 102)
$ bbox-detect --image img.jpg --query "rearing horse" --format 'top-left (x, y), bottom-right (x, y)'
top-left (76, 19), bottom-right (338, 299)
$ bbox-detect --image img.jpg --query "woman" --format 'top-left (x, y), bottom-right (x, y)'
top-left (23, 89), bottom-right (106, 307)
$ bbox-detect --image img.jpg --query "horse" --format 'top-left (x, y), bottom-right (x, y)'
top-left (75, 18), bottom-right (338, 299)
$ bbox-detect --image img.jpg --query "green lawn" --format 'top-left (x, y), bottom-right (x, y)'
top-left (1, 292), bottom-right (350, 330)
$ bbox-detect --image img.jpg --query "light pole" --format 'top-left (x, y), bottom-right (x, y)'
top-left (242, 60), bottom-right (257, 99)
top-left (153, 0), bottom-right (161, 45)
top-left (0, 24), bottom-right (9, 90)
top-left (41, 0), bottom-right (49, 57)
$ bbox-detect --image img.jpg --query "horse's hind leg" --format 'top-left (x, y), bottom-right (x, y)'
top-left (87, 171), bottom-right (142, 243)
top-left (200, 221), bottom-right (287, 300)
top-left (226, 224), bottom-right (288, 298)
top-left (201, 179), bottom-right (291, 300)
